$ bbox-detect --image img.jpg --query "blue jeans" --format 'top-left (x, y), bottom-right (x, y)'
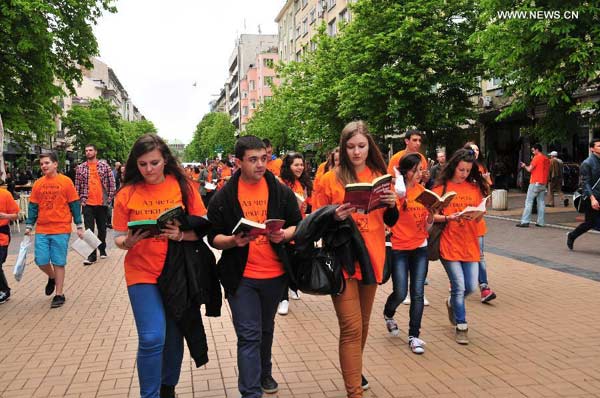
top-left (521, 183), bottom-right (546, 225)
top-left (228, 276), bottom-right (286, 398)
top-left (128, 284), bottom-right (184, 398)
top-left (478, 236), bottom-right (488, 286)
top-left (383, 247), bottom-right (428, 337)
top-left (441, 260), bottom-right (478, 324)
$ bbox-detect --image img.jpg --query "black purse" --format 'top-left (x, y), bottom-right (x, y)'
top-left (573, 177), bottom-right (600, 213)
top-left (381, 234), bottom-right (392, 284)
top-left (292, 245), bottom-right (346, 296)
top-left (427, 183), bottom-right (448, 261)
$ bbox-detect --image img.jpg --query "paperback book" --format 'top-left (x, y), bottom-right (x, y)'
top-left (458, 196), bottom-right (490, 219)
top-left (415, 189), bottom-right (457, 212)
top-left (343, 174), bottom-right (392, 214)
top-left (232, 218), bottom-right (285, 238)
top-left (71, 229), bottom-right (102, 258)
top-left (127, 205), bottom-right (186, 236)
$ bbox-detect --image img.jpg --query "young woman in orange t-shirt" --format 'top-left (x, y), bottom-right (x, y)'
top-left (383, 153), bottom-right (433, 354)
top-left (432, 149), bottom-right (490, 345)
top-left (313, 121), bottom-right (398, 398)
top-left (112, 134), bottom-right (207, 398)
top-left (464, 142), bottom-right (497, 303)
top-left (313, 147), bottom-right (340, 198)
top-left (277, 152), bottom-right (313, 314)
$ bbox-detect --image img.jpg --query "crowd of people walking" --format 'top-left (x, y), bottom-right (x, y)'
top-left (0, 125), bottom-right (598, 398)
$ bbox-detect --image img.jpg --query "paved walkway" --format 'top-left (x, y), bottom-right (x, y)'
top-left (1, 235), bottom-right (599, 397)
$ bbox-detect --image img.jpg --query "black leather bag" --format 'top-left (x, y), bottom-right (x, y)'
top-left (381, 234), bottom-right (392, 284)
top-left (427, 222), bottom-right (446, 261)
top-left (293, 246), bottom-right (345, 296)
top-left (573, 188), bottom-right (588, 213)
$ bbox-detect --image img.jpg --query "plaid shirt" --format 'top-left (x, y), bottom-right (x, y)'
top-left (75, 160), bottom-right (116, 206)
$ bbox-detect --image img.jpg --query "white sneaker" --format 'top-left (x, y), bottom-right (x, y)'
top-left (408, 336), bottom-right (426, 354)
top-left (277, 300), bottom-right (289, 315)
top-left (289, 289), bottom-right (301, 300)
top-left (402, 296), bottom-right (411, 305)
top-left (423, 295), bottom-right (430, 306)
top-left (384, 316), bottom-right (400, 337)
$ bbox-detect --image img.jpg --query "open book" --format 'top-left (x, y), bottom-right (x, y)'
top-left (415, 189), bottom-right (457, 212)
top-left (71, 229), bottom-right (102, 258)
top-left (343, 174), bottom-right (392, 214)
top-left (294, 192), bottom-right (305, 208)
top-left (232, 218), bottom-right (285, 238)
top-left (127, 205), bottom-right (186, 236)
top-left (458, 196), bottom-right (490, 219)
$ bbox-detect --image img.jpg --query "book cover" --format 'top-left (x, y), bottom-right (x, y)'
top-left (415, 189), bottom-right (457, 212)
top-left (343, 174), bottom-right (392, 214)
top-left (71, 229), bottom-right (102, 258)
top-left (127, 205), bottom-right (185, 236)
top-left (232, 218), bottom-right (285, 238)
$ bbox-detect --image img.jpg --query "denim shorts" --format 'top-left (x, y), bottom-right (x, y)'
top-left (35, 233), bottom-right (70, 266)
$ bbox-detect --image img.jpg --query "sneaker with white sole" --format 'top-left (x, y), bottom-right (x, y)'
top-left (446, 296), bottom-right (456, 326)
top-left (289, 289), bottom-right (301, 300)
top-left (361, 375), bottom-right (369, 391)
top-left (423, 295), bottom-right (430, 306)
top-left (277, 300), bottom-right (289, 315)
top-left (402, 296), bottom-right (410, 305)
top-left (408, 336), bottom-right (426, 354)
top-left (384, 316), bottom-right (399, 336)
top-left (455, 323), bottom-right (469, 345)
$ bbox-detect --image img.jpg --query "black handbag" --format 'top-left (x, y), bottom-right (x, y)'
top-left (381, 234), bottom-right (392, 284)
top-left (427, 222), bottom-right (446, 261)
top-left (293, 245), bottom-right (346, 296)
top-left (573, 177), bottom-right (600, 213)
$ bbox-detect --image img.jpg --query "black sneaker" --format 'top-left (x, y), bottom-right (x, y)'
top-left (45, 278), bottom-right (56, 296)
top-left (51, 295), bottom-right (65, 308)
top-left (159, 384), bottom-right (175, 398)
top-left (0, 290), bottom-right (10, 304)
top-left (361, 375), bottom-right (369, 391)
top-left (515, 223), bottom-right (529, 228)
top-left (566, 233), bottom-right (574, 250)
top-left (261, 375), bottom-right (278, 394)
top-left (83, 256), bottom-right (97, 266)
top-left (99, 251), bottom-right (108, 259)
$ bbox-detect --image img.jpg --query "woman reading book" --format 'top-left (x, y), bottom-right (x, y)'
top-left (313, 120), bottom-right (398, 398)
top-left (112, 134), bottom-right (208, 398)
top-left (432, 148), bottom-right (490, 345)
top-left (383, 153), bottom-right (433, 354)
top-left (276, 152), bottom-right (313, 314)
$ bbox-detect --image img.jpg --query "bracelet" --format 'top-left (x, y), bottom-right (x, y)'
top-left (178, 231), bottom-right (184, 242)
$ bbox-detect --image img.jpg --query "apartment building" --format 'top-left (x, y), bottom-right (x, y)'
top-left (225, 34), bottom-right (278, 130)
top-left (275, 0), bottom-right (353, 63)
top-left (239, 50), bottom-right (280, 131)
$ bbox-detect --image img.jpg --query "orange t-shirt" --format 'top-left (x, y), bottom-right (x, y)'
top-left (476, 163), bottom-right (489, 236)
top-left (313, 162), bottom-right (328, 200)
top-left (434, 181), bottom-right (482, 262)
top-left (266, 158), bottom-right (283, 176)
top-left (286, 179), bottom-right (310, 218)
top-left (390, 184), bottom-right (429, 250)
top-left (387, 150), bottom-right (428, 175)
top-left (314, 167), bottom-right (387, 282)
top-left (87, 161), bottom-right (103, 206)
top-left (238, 177), bottom-right (285, 279)
top-left (29, 174), bottom-right (79, 234)
top-left (529, 153), bottom-right (550, 185)
top-left (0, 189), bottom-right (19, 245)
top-left (112, 175), bottom-right (207, 286)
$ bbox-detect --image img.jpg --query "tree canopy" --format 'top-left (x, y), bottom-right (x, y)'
top-left (184, 112), bottom-right (236, 162)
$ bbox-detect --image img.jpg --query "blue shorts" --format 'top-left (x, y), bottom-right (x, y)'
top-left (35, 233), bottom-right (70, 267)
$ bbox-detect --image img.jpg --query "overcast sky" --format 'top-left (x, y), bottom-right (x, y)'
top-left (93, 0), bottom-right (281, 144)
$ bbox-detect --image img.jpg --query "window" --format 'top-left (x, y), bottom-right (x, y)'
top-left (264, 76), bottom-right (274, 86)
top-left (249, 80), bottom-right (255, 91)
top-left (295, 25), bottom-right (301, 38)
top-left (310, 41), bottom-right (317, 51)
top-left (302, 0), bottom-right (308, 8)
top-left (328, 18), bottom-right (337, 36)
top-left (263, 58), bottom-right (274, 68)
top-left (328, 0), bottom-right (336, 10)
top-left (242, 106), bottom-right (248, 116)
top-left (488, 77), bottom-right (503, 89)
top-left (250, 100), bottom-right (256, 109)
top-left (302, 17), bottom-right (308, 36)
top-left (339, 8), bottom-right (349, 23)
top-left (309, 8), bottom-right (316, 24)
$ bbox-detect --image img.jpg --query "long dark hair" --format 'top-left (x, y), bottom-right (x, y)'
top-left (435, 148), bottom-right (490, 197)
top-left (325, 147), bottom-right (340, 173)
top-left (281, 152), bottom-right (313, 196)
top-left (121, 134), bottom-right (192, 208)
top-left (463, 141), bottom-right (487, 172)
top-left (337, 120), bottom-right (387, 186)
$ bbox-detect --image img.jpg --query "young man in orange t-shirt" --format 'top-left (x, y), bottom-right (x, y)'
top-left (74, 144), bottom-right (116, 265)
top-left (263, 138), bottom-right (283, 176)
top-left (387, 130), bottom-right (430, 181)
top-left (208, 136), bottom-right (301, 397)
top-left (26, 152), bottom-right (84, 308)
top-left (517, 143), bottom-right (550, 227)
top-left (0, 186), bottom-right (20, 304)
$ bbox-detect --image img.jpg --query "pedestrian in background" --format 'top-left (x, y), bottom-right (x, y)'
top-left (25, 152), bottom-right (84, 308)
top-left (432, 148), bottom-right (490, 345)
top-left (427, 149), bottom-right (446, 189)
top-left (516, 143), bottom-right (550, 227)
top-left (314, 120), bottom-right (398, 398)
top-left (546, 151), bottom-right (565, 207)
top-left (567, 138), bottom-right (600, 250)
top-left (112, 134), bottom-right (209, 398)
top-left (0, 185), bottom-right (19, 304)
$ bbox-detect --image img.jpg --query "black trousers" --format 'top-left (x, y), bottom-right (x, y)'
top-left (0, 246), bottom-right (9, 292)
top-left (571, 205), bottom-right (600, 240)
top-left (83, 205), bottom-right (108, 259)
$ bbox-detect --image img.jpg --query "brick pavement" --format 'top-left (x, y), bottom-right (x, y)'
top-left (1, 241), bottom-right (600, 397)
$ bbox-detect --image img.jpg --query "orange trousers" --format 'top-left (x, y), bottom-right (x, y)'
top-left (332, 279), bottom-right (378, 398)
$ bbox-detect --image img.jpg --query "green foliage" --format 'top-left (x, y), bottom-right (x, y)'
top-left (473, 0), bottom-right (600, 143)
top-left (0, 0), bottom-right (116, 137)
top-left (63, 99), bottom-right (156, 162)
top-left (185, 112), bottom-right (236, 162)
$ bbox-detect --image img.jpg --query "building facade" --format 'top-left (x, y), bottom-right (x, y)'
top-left (240, 51), bottom-right (279, 131)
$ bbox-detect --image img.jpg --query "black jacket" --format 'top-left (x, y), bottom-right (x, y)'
top-left (581, 154), bottom-right (600, 200)
top-left (158, 215), bottom-right (222, 368)
top-left (207, 170), bottom-right (302, 297)
top-left (293, 204), bottom-right (399, 285)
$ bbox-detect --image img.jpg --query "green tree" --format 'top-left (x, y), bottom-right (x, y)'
top-left (63, 98), bottom-right (121, 161)
top-left (186, 112), bottom-right (236, 162)
top-left (0, 0), bottom-right (115, 178)
top-left (473, 1), bottom-right (600, 143)
top-left (120, 119), bottom-right (158, 161)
